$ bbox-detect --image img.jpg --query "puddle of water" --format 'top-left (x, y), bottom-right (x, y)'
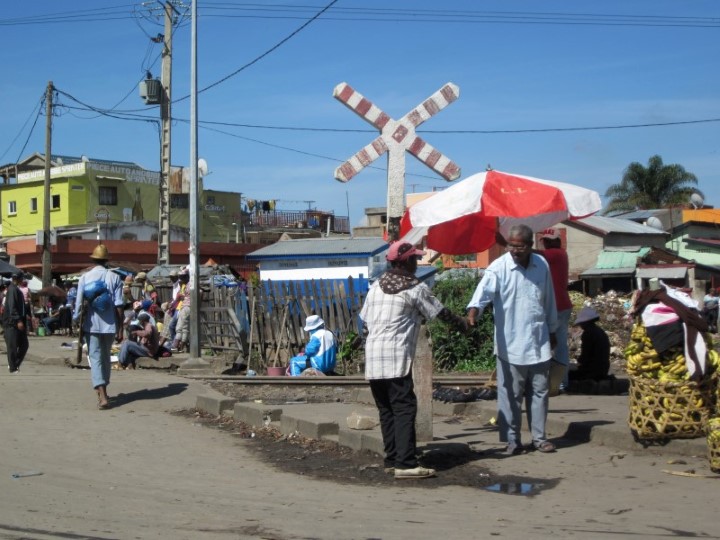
top-left (483, 482), bottom-right (541, 495)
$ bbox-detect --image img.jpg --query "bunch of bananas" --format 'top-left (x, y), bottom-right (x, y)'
top-left (624, 321), bottom-right (720, 381)
top-left (707, 417), bottom-right (720, 473)
top-left (627, 320), bottom-right (719, 440)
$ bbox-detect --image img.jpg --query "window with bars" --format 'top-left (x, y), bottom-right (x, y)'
top-left (171, 194), bottom-right (189, 209)
top-left (99, 186), bottom-right (118, 206)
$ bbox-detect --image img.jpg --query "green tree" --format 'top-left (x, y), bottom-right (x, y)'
top-left (603, 155), bottom-right (702, 214)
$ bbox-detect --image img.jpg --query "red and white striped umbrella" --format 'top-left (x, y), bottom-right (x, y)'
top-left (400, 169), bottom-right (602, 254)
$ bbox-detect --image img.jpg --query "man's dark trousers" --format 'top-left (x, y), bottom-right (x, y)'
top-left (4, 325), bottom-right (29, 372)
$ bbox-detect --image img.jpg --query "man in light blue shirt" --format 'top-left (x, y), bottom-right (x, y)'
top-left (466, 224), bottom-right (558, 454)
top-left (74, 244), bottom-right (124, 410)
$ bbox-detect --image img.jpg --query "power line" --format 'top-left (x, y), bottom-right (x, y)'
top-left (0, 4), bottom-right (137, 26)
top-left (174, 0), bottom-right (339, 103)
top-left (1, 3), bottom-right (717, 28)
top-left (195, 122), bottom-right (443, 182)
top-left (14, 96), bottom-right (46, 163)
top-left (45, 91), bottom-right (720, 185)
top-left (54, 94), bottom-right (720, 135)
top-left (0, 95), bottom-right (44, 163)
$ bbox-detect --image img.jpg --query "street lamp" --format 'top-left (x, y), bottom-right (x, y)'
top-left (231, 222), bottom-right (239, 243)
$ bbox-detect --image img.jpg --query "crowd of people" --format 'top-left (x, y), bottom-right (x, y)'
top-left (0, 244), bottom-right (197, 409)
top-left (70, 245), bottom-right (197, 408)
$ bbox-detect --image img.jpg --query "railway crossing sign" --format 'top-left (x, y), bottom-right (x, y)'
top-left (333, 82), bottom-right (461, 240)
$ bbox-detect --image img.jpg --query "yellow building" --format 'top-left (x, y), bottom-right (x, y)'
top-left (0, 154), bottom-right (241, 243)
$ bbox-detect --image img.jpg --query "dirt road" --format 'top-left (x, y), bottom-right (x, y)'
top-left (1, 362), bottom-right (717, 540)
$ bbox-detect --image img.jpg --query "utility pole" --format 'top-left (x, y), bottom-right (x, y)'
top-left (41, 81), bottom-right (53, 286)
top-left (157, 0), bottom-right (175, 266)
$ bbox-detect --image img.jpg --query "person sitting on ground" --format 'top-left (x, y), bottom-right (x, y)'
top-left (41, 296), bottom-right (63, 335)
top-left (569, 307), bottom-right (611, 382)
top-left (288, 315), bottom-right (337, 376)
top-left (124, 300), bottom-right (156, 336)
top-left (118, 312), bottom-right (160, 369)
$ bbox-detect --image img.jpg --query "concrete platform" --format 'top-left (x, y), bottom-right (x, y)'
top-left (195, 385), bottom-right (711, 459)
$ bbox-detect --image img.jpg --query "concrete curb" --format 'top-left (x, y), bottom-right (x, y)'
top-left (196, 389), bottom-right (710, 458)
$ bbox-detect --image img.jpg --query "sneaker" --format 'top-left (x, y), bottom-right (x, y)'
top-left (383, 467), bottom-right (395, 474)
top-left (394, 466), bottom-right (436, 479)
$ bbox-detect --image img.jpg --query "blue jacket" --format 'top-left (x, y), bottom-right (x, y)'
top-left (290, 327), bottom-right (337, 375)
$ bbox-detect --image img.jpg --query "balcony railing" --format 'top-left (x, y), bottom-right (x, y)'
top-left (245, 210), bottom-right (349, 234)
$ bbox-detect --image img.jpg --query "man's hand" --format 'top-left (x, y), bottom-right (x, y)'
top-left (453, 314), bottom-right (469, 333)
top-left (17, 321), bottom-right (25, 332)
top-left (467, 307), bottom-right (479, 327)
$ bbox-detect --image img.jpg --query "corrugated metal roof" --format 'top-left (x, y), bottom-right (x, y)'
top-left (580, 267), bottom-right (635, 277)
top-left (595, 247), bottom-right (650, 269)
top-left (686, 237), bottom-right (720, 248)
top-left (610, 209), bottom-right (666, 221)
top-left (53, 154), bottom-right (143, 169)
top-left (636, 266), bottom-right (688, 279)
top-left (248, 237), bottom-right (388, 259)
top-left (575, 215), bottom-right (669, 235)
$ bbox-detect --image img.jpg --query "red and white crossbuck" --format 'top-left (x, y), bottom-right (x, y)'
top-left (333, 82), bottom-right (462, 238)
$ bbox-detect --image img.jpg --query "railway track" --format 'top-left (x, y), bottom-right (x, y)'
top-left (186, 374), bottom-right (493, 387)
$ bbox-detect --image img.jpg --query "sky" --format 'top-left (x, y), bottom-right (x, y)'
top-left (1, 1), bottom-right (719, 228)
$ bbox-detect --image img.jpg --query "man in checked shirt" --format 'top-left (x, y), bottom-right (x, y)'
top-left (359, 242), bottom-right (467, 479)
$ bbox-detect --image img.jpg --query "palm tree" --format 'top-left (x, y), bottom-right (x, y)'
top-left (603, 155), bottom-right (703, 214)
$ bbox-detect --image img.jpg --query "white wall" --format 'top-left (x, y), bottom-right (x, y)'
top-left (260, 266), bottom-right (369, 281)
top-left (259, 255), bottom-right (373, 281)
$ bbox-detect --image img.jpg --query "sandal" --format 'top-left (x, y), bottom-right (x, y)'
top-left (504, 443), bottom-right (524, 456)
top-left (532, 441), bottom-right (556, 453)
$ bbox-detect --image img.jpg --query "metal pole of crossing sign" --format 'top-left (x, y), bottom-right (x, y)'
top-left (333, 82), bottom-right (461, 241)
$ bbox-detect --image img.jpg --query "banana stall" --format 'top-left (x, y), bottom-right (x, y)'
top-left (624, 284), bottom-right (720, 472)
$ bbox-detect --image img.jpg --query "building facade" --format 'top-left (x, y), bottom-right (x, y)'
top-left (0, 154), bottom-right (241, 243)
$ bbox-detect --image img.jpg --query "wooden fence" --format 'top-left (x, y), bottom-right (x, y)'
top-left (198, 278), bottom-right (368, 374)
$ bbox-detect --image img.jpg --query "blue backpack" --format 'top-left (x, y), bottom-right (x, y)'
top-left (83, 277), bottom-right (112, 312)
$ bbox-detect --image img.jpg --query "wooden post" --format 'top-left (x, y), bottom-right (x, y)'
top-left (413, 324), bottom-right (434, 441)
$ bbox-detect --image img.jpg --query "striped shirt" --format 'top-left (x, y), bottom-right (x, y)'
top-left (360, 278), bottom-right (444, 380)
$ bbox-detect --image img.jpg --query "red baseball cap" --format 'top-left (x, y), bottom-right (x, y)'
top-left (540, 228), bottom-right (561, 240)
top-left (386, 242), bottom-right (426, 262)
